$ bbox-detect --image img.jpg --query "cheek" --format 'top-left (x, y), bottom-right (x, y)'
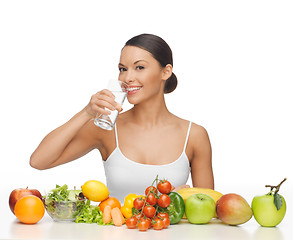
top-left (143, 69), bottom-right (163, 86)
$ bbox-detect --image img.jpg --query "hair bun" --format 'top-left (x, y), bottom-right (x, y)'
top-left (164, 72), bottom-right (177, 94)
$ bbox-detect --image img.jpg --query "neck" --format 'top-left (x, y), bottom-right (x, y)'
top-left (130, 94), bottom-right (171, 128)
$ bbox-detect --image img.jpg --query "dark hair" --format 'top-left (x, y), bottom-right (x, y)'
top-left (124, 33), bottom-right (177, 94)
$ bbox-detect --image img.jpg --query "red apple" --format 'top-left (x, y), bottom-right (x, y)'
top-left (216, 193), bottom-right (252, 225)
top-left (9, 187), bottom-right (43, 214)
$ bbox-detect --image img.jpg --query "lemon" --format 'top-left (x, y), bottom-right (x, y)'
top-left (81, 180), bottom-right (109, 202)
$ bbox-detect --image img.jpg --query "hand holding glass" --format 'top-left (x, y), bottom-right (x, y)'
top-left (94, 80), bottom-right (128, 130)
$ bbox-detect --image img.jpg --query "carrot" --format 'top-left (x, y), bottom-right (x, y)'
top-left (111, 207), bottom-right (123, 226)
top-left (117, 207), bottom-right (125, 224)
top-left (103, 205), bottom-right (112, 224)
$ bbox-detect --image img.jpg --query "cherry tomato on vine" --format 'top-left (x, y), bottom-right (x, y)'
top-left (158, 194), bottom-right (171, 208)
top-left (137, 218), bottom-right (150, 231)
top-left (140, 217), bottom-right (152, 229)
top-left (156, 212), bottom-right (170, 228)
top-left (133, 197), bottom-right (144, 210)
top-left (143, 205), bottom-right (156, 218)
top-left (152, 217), bottom-right (164, 230)
top-left (146, 193), bottom-right (157, 206)
top-left (157, 212), bottom-right (169, 219)
top-left (157, 180), bottom-right (172, 194)
top-left (133, 214), bottom-right (142, 220)
top-left (161, 216), bottom-right (170, 228)
top-left (145, 186), bottom-right (158, 196)
top-left (126, 217), bottom-right (138, 229)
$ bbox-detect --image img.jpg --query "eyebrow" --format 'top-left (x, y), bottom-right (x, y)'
top-left (118, 60), bottom-right (148, 67)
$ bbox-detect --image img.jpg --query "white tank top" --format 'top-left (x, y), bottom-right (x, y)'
top-left (103, 121), bottom-right (192, 204)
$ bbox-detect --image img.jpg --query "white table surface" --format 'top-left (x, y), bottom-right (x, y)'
top-left (3, 215), bottom-right (291, 240)
top-left (1, 190), bottom-right (292, 240)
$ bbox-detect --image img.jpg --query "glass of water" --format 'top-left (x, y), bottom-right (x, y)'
top-left (94, 79), bottom-right (128, 130)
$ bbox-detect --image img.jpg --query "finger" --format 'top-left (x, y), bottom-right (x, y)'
top-left (91, 93), bottom-right (116, 110)
top-left (92, 105), bottom-right (111, 115)
top-left (115, 102), bottom-right (122, 111)
top-left (97, 108), bottom-right (111, 115)
top-left (99, 89), bottom-right (115, 99)
top-left (95, 99), bottom-right (116, 111)
top-left (94, 94), bottom-right (116, 106)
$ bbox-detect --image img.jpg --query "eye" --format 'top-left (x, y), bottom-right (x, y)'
top-left (136, 65), bottom-right (144, 70)
top-left (119, 67), bottom-right (127, 72)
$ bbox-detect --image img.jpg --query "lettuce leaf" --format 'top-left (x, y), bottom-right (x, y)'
top-left (75, 200), bottom-right (113, 225)
top-left (45, 184), bottom-right (70, 202)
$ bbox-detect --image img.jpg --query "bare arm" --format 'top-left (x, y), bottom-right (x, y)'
top-left (30, 89), bottom-right (118, 170)
top-left (189, 124), bottom-right (214, 189)
top-left (30, 108), bottom-right (93, 169)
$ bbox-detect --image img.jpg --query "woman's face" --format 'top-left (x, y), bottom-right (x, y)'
top-left (118, 46), bottom-right (166, 105)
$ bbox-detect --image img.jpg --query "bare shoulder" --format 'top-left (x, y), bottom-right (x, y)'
top-left (173, 116), bottom-right (210, 145)
top-left (172, 115), bottom-right (208, 136)
top-left (189, 122), bottom-right (211, 153)
top-left (190, 122), bottom-right (209, 139)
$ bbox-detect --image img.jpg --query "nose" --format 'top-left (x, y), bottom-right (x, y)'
top-left (124, 69), bottom-right (135, 85)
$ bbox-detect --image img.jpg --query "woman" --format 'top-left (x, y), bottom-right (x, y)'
top-left (30, 34), bottom-right (214, 203)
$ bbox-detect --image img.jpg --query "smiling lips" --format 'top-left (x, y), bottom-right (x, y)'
top-left (126, 86), bottom-right (142, 95)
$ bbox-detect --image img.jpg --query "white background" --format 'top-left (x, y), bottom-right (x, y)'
top-left (0, 0), bottom-right (292, 239)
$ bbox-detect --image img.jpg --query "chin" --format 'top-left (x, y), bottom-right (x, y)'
top-left (126, 92), bottom-right (142, 105)
top-left (127, 97), bottom-right (140, 105)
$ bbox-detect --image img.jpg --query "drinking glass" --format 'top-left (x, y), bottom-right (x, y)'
top-left (94, 79), bottom-right (128, 130)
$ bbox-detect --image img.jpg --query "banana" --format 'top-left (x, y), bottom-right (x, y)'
top-left (177, 187), bottom-right (223, 218)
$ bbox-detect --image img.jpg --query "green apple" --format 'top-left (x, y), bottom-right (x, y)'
top-left (185, 193), bottom-right (216, 224)
top-left (252, 194), bottom-right (286, 227)
top-left (252, 178), bottom-right (287, 227)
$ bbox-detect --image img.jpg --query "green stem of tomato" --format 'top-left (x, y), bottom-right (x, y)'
top-left (140, 175), bottom-right (159, 219)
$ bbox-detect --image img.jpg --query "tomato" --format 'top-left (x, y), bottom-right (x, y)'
top-left (99, 197), bottom-right (121, 212)
top-left (137, 219), bottom-right (149, 231)
top-left (145, 186), bottom-right (157, 196)
top-left (140, 217), bottom-right (152, 229)
top-left (157, 212), bottom-right (169, 219)
top-left (156, 212), bottom-right (170, 228)
top-left (158, 194), bottom-right (171, 208)
top-left (143, 205), bottom-right (156, 219)
top-left (146, 193), bottom-right (157, 206)
top-left (152, 217), bottom-right (164, 230)
top-left (157, 180), bottom-right (172, 194)
top-left (133, 214), bottom-right (142, 220)
top-left (161, 216), bottom-right (170, 228)
top-left (126, 216), bottom-right (138, 229)
top-left (133, 197), bottom-right (144, 210)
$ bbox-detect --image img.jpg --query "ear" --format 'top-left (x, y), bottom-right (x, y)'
top-left (162, 64), bottom-right (173, 81)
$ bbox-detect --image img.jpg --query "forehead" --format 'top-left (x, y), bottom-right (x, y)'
top-left (120, 46), bottom-right (154, 63)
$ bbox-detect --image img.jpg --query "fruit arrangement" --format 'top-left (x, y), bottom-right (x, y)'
top-left (9, 187), bottom-right (45, 224)
top-left (8, 177), bottom-right (287, 229)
